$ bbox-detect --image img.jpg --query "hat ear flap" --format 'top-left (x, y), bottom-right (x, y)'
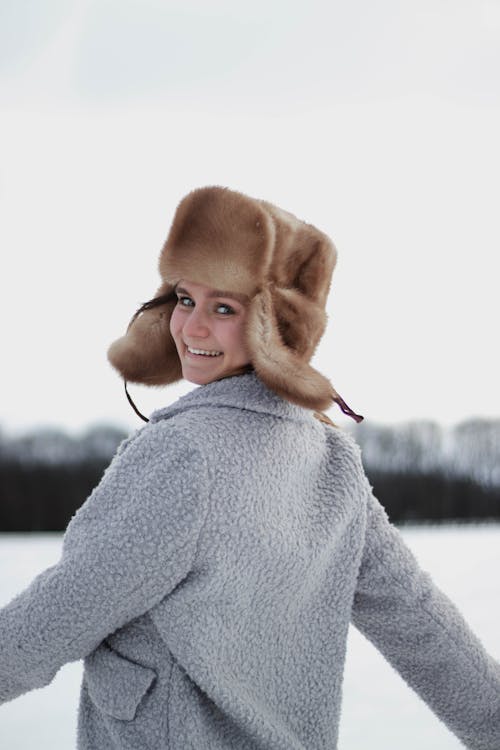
top-left (246, 288), bottom-right (335, 411)
top-left (107, 283), bottom-right (182, 386)
top-left (272, 286), bottom-right (327, 359)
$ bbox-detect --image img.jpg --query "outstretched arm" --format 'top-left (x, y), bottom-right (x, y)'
top-left (352, 489), bottom-right (500, 750)
top-left (0, 425), bottom-right (208, 705)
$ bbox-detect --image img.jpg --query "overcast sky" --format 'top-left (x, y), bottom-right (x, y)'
top-left (1, 0), bottom-right (499, 435)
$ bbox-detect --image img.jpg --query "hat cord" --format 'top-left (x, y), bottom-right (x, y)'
top-left (124, 381), bottom-right (149, 423)
top-left (333, 394), bottom-right (364, 423)
top-left (123, 379), bottom-right (363, 424)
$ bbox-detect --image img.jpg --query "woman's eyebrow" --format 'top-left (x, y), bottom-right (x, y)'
top-left (175, 286), bottom-right (248, 304)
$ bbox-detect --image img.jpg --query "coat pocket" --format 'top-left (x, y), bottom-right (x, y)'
top-left (84, 641), bottom-right (156, 721)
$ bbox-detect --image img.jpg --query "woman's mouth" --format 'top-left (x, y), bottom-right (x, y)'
top-left (185, 345), bottom-right (223, 358)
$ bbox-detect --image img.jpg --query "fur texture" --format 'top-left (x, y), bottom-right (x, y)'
top-left (107, 186), bottom-right (363, 419)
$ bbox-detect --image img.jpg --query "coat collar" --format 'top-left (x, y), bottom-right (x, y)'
top-left (149, 371), bottom-right (316, 425)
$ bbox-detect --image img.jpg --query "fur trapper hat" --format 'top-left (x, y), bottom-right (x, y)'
top-left (108, 186), bottom-right (363, 422)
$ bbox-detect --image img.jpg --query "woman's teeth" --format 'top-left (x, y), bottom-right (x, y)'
top-left (187, 346), bottom-right (222, 357)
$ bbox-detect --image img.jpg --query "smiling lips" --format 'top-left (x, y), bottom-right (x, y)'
top-left (186, 345), bottom-right (223, 358)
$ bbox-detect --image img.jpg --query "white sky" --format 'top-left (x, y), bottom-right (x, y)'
top-left (1, 0), bottom-right (499, 435)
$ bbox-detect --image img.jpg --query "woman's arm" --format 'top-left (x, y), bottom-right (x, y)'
top-left (352, 489), bottom-right (500, 750)
top-left (0, 425), bottom-right (208, 705)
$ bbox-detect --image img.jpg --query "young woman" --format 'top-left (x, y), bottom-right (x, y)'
top-left (0, 186), bottom-right (498, 749)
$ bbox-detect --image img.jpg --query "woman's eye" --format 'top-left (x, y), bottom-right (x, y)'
top-left (176, 296), bottom-right (234, 315)
top-left (216, 303), bottom-right (234, 315)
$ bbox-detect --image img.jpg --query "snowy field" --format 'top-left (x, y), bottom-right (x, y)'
top-left (0, 524), bottom-right (498, 750)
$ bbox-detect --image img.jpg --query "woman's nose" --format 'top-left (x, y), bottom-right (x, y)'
top-left (183, 308), bottom-right (210, 337)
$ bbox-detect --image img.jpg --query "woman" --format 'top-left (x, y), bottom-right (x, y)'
top-left (0, 186), bottom-right (498, 749)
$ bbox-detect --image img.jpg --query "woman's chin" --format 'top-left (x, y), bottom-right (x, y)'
top-left (181, 363), bottom-right (223, 385)
top-left (181, 362), bottom-right (252, 385)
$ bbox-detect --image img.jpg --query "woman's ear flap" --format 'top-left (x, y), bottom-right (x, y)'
top-left (245, 288), bottom-right (335, 411)
top-left (107, 283), bottom-right (183, 386)
top-left (272, 286), bottom-right (327, 359)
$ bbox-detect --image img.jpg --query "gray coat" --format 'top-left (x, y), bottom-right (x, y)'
top-left (0, 372), bottom-right (499, 749)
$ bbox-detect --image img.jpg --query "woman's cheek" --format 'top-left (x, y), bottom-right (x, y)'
top-left (169, 306), bottom-right (182, 336)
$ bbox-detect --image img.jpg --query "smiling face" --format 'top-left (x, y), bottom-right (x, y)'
top-left (169, 279), bottom-right (252, 385)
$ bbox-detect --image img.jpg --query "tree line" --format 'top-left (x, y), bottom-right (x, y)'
top-left (345, 417), bottom-right (499, 522)
top-left (0, 418), bottom-right (499, 531)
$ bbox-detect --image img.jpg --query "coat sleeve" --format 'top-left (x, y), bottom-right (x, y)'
top-left (0, 424), bottom-right (209, 705)
top-left (351, 488), bottom-right (500, 750)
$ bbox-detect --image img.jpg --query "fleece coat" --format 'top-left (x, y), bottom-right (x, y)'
top-left (0, 371), bottom-right (499, 749)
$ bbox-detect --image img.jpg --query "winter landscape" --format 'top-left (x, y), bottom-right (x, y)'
top-left (0, 524), bottom-right (498, 750)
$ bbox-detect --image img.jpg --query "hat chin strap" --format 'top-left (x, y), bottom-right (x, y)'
top-left (331, 393), bottom-right (364, 423)
top-left (124, 381), bottom-right (149, 423)
top-left (124, 371), bottom-right (363, 424)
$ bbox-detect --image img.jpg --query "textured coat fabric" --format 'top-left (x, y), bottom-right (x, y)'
top-left (0, 372), bottom-right (499, 749)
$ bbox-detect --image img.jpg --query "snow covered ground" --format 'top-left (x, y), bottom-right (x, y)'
top-left (0, 524), bottom-right (498, 749)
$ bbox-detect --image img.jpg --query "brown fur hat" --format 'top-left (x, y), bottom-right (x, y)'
top-left (108, 186), bottom-right (363, 421)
